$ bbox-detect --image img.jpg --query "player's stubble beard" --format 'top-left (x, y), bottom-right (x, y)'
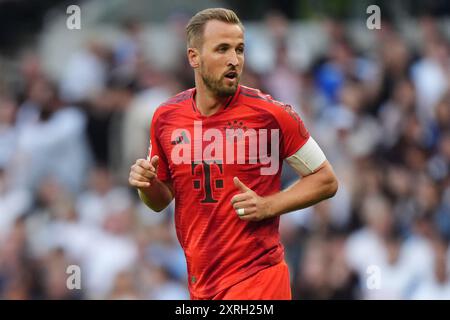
top-left (199, 61), bottom-right (240, 98)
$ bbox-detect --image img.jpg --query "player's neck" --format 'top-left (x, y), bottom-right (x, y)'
top-left (194, 79), bottom-right (231, 117)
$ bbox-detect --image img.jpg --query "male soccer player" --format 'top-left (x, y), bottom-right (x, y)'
top-left (129, 8), bottom-right (338, 300)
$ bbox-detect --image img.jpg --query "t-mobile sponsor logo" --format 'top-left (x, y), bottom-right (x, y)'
top-left (170, 121), bottom-right (280, 175)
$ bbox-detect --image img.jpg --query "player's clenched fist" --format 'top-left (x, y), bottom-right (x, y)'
top-left (129, 155), bottom-right (159, 188)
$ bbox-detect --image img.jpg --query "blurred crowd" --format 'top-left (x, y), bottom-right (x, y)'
top-left (0, 12), bottom-right (449, 300)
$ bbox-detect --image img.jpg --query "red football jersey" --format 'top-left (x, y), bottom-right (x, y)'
top-left (149, 85), bottom-right (310, 298)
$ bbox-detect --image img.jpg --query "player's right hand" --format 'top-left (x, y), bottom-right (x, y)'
top-left (129, 155), bottom-right (159, 188)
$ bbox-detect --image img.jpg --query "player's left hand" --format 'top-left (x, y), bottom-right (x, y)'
top-left (231, 177), bottom-right (273, 221)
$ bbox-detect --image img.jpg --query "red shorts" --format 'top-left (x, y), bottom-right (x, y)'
top-left (192, 260), bottom-right (292, 300)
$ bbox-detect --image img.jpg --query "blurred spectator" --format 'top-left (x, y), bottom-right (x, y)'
top-left (0, 218), bottom-right (37, 299)
top-left (315, 39), bottom-right (377, 106)
top-left (0, 94), bottom-right (32, 243)
top-left (373, 34), bottom-right (412, 115)
top-left (378, 78), bottom-right (416, 149)
top-left (412, 236), bottom-right (450, 299)
top-left (294, 235), bottom-right (359, 299)
top-left (12, 78), bottom-right (90, 193)
top-left (59, 41), bottom-right (111, 104)
top-left (83, 89), bottom-right (115, 166)
top-left (137, 263), bottom-right (189, 300)
top-left (114, 18), bottom-right (144, 75)
top-left (0, 94), bottom-right (17, 168)
top-left (263, 43), bottom-right (302, 107)
top-left (0, 168), bottom-right (32, 244)
top-left (120, 72), bottom-right (179, 180)
top-left (345, 195), bottom-right (395, 278)
top-left (411, 37), bottom-right (450, 125)
top-left (40, 248), bottom-right (83, 299)
top-left (363, 232), bottom-right (416, 299)
top-left (48, 194), bottom-right (138, 299)
top-left (76, 166), bottom-right (133, 227)
top-left (109, 270), bottom-right (140, 300)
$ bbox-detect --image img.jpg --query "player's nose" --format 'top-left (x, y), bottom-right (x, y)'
top-left (227, 51), bottom-right (239, 67)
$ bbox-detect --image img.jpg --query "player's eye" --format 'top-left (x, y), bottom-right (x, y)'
top-left (236, 47), bottom-right (244, 54)
top-left (217, 45), bottom-right (228, 53)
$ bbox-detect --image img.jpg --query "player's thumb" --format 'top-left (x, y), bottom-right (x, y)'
top-left (150, 155), bottom-right (159, 171)
top-left (233, 177), bottom-right (250, 192)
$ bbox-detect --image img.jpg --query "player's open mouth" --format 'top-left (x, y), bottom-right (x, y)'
top-left (224, 71), bottom-right (237, 79)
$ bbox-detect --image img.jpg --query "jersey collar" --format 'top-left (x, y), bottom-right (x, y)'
top-left (191, 85), bottom-right (241, 117)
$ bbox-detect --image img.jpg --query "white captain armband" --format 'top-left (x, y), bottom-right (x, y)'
top-left (285, 137), bottom-right (327, 176)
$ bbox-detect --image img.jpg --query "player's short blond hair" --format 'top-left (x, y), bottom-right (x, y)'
top-left (186, 8), bottom-right (244, 49)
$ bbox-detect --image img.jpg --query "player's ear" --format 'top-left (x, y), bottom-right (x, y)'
top-left (187, 47), bottom-right (200, 68)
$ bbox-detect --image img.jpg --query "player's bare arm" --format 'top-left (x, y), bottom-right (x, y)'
top-left (231, 142), bottom-right (338, 222)
top-left (129, 155), bottom-right (174, 212)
